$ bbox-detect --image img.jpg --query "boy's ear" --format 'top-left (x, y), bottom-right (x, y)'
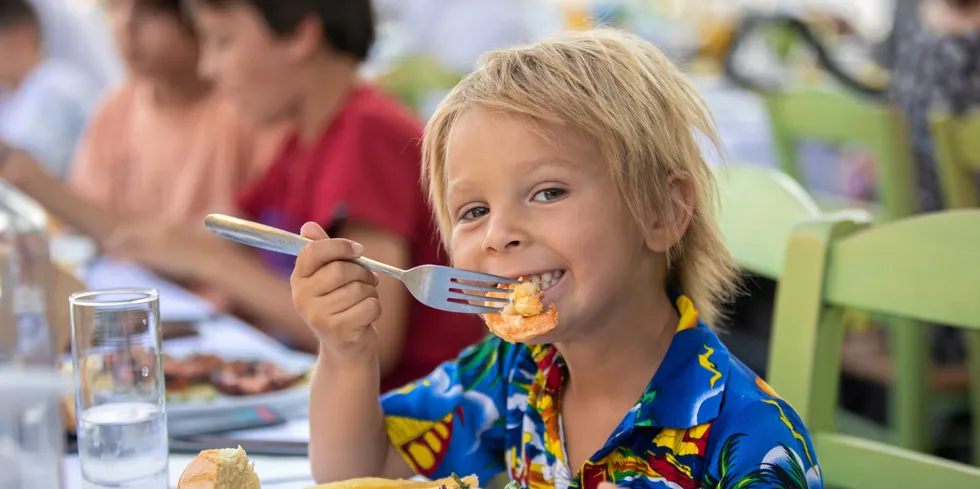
top-left (644, 175), bottom-right (695, 253)
top-left (284, 14), bottom-right (324, 61)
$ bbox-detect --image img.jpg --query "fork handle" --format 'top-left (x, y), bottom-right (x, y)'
top-left (204, 214), bottom-right (406, 279)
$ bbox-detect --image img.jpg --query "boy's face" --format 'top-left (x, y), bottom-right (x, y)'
top-left (445, 109), bottom-right (667, 344)
top-left (104, 0), bottom-right (199, 78)
top-left (189, 2), bottom-right (305, 124)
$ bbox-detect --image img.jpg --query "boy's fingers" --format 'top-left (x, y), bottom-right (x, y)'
top-left (294, 239), bottom-right (364, 278)
top-left (300, 221), bottom-right (329, 240)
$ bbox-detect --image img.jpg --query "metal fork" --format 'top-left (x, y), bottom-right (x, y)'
top-left (203, 214), bottom-right (516, 314)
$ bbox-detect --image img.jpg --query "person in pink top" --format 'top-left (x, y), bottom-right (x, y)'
top-left (0, 0), bottom-right (280, 243)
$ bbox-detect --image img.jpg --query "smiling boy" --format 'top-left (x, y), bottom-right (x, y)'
top-left (290, 29), bottom-right (822, 489)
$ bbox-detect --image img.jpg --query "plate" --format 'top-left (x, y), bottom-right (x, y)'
top-left (164, 351), bottom-right (315, 419)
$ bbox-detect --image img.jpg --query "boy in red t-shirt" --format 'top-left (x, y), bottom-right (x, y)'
top-left (107, 0), bottom-right (485, 390)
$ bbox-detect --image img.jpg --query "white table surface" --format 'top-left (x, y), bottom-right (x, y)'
top-left (63, 259), bottom-right (317, 489)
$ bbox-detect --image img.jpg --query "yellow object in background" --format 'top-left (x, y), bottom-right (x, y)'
top-left (563, 7), bottom-right (594, 30)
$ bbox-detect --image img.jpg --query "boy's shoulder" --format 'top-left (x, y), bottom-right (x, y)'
top-left (703, 356), bottom-right (821, 487)
top-left (714, 355), bottom-right (809, 434)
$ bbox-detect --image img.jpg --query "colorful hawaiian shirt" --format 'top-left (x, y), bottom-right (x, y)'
top-left (381, 293), bottom-right (823, 489)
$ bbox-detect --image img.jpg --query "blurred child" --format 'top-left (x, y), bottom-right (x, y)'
top-left (105, 0), bottom-right (486, 389)
top-left (292, 29), bottom-right (823, 489)
top-left (0, 0), bottom-right (277, 243)
top-left (0, 0), bottom-right (100, 179)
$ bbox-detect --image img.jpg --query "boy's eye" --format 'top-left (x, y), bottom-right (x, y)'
top-left (459, 206), bottom-right (489, 221)
top-left (532, 188), bottom-right (567, 202)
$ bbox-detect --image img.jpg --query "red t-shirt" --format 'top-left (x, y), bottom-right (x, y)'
top-left (237, 84), bottom-right (486, 391)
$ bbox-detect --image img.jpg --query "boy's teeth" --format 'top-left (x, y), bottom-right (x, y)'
top-left (524, 270), bottom-right (563, 291)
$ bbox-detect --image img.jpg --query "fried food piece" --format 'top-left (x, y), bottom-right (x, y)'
top-left (308, 474), bottom-right (478, 489)
top-left (482, 278), bottom-right (558, 343)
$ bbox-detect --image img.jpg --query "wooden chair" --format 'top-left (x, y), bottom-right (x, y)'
top-left (929, 112), bottom-right (980, 464)
top-left (767, 210), bottom-right (980, 485)
top-left (763, 87), bottom-right (917, 222)
top-left (931, 112), bottom-right (980, 209)
top-left (715, 164), bottom-right (886, 439)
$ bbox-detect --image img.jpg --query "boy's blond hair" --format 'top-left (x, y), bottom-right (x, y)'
top-left (421, 29), bottom-right (738, 324)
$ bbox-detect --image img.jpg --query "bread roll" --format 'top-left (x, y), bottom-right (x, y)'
top-left (177, 446), bottom-right (260, 489)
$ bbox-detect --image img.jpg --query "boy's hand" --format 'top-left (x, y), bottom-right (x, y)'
top-left (291, 222), bottom-right (382, 360)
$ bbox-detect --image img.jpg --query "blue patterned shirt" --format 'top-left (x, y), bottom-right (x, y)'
top-left (381, 293), bottom-right (823, 489)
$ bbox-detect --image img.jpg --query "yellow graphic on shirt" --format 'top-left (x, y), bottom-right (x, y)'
top-left (674, 295), bottom-right (699, 332)
top-left (755, 376), bottom-right (781, 399)
top-left (385, 408), bottom-right (458, 476)
top-left (763, 399), bottom-right (814, 467)
top-left (698, 345), bottom-right (723, 388)
top-left (596, 447), bottom-right (665, 478)
top-left (392, 379), bottom-right (432, 395)
top-left (652, 424), bottom-right (709, 457)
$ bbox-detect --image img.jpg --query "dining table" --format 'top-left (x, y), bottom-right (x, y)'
top-left (58, 254), bottom-right (319, 489)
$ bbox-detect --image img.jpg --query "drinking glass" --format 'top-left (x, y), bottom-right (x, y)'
top-left (70, 289), bottom-right (169, 488)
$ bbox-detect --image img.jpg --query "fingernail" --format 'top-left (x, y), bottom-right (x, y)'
top-left (351, 242), bottom-right (364, 255)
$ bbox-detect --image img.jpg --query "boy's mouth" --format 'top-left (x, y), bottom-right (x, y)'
top-left (501, 270), bottom-right (566, 291)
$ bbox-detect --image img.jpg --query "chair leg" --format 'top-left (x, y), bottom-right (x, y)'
top-left (891, 318), bottom-right (929, 452)
top-left (965, 330), bottom-right (980, 467)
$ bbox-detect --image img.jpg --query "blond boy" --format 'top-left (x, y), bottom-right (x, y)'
top-left (291, 29), bottom-right (822, 489)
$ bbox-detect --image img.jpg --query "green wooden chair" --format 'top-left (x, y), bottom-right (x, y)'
top-left (765, 87), bottom-right (938, 453)
top-left (715, 164), bottom-right (821, 280)
top-left (763, 87), bottom-right (917, 222)
top-left (929, 112), bottom-right (980, 465)
top-left (767, 210), bottom-right (980, 485)
top-left (931, 112), bottom-right (980, 209)
top-left (715, 164), bottom-right (886, 441)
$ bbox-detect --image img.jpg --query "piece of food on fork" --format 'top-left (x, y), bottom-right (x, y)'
top-left (482, 274), bottom-right (559, 343)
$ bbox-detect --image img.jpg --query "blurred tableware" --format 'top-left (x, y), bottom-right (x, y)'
top-left (70, 289), bottom-right (169, 488)
top-left (0, 366), bottom-right (70, 489)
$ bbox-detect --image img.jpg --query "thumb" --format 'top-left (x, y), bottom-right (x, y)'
top-left (300, 221), bottom-right (329, 240)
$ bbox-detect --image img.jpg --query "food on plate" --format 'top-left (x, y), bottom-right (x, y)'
top-left (308, 473), bottom-right (479, 489)
top-left (164, 354), bottom-right (306, 400)
top-left (210, 360), bottom-right (304, 396)
top-left (59, 351), bottom-right (309, 412)
top-left (176, 446), bottom-right (260, 489)
top-left (482, 276), bottom-right (558, 343)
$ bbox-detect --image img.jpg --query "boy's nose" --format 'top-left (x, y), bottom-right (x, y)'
top-left (482, 215), bottom-right (527, 253)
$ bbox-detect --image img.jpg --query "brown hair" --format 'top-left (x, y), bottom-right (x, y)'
top-left (421, 28), bottom-right (739, 324)
top-left (185, 0), bottom-right (375, 61)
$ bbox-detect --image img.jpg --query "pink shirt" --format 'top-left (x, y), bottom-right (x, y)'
top-left (69, 79), bottom-right (282, 222)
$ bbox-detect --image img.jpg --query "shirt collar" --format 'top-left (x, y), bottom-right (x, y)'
top-left (629, 291), bottom-right (731, 429)
top-left (531, 292), bottom-right (731, 431)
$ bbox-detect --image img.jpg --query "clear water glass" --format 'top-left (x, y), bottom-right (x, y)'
top-left (70, 289), bottom-right (169, 488)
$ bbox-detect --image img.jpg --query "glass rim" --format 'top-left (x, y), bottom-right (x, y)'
top-left (70, 288), bottom-right (159, 308)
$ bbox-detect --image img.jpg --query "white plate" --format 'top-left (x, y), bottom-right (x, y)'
top-left (164, 349), bottom-right (314, 419)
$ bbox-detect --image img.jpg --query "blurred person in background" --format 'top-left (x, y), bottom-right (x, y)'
top-left (0, 0), bottom-right (101, 179)
top-left (890, 0), bottom-right (980, 213)
top-left (0, 0), bottom-right (279, 243)
top-left (25, 0), bottom-right (124, 91)
top-left (106, 0), bottom-right (487, 390)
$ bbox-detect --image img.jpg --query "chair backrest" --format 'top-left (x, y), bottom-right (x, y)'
top-left (930, 112), bottom-right (980, 208)
top-left (767, 210), bottom-right (980, 488)
top-left (763, 87), bottom-right (917, 221)
top-left (714, 164), bottom-right (821, 279)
